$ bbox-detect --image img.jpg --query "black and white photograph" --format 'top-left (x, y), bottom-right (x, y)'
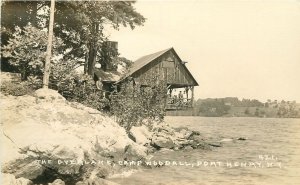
top-left (1, 0), bottom-right (300, 185)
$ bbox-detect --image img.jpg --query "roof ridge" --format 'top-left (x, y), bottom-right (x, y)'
top-left (133, 47), bottom-right (172, 62)
top-left (116, 47), bottom-right (174, 83)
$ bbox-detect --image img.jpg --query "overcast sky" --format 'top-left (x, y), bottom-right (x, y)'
top-left (107, 0), bottom-right (300, 102)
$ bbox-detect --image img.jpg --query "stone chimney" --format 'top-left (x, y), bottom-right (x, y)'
top-left (100, 41), bottom-right (118, 71)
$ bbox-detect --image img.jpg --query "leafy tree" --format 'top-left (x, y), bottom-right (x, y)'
top-left (254, 108), bottom-right (260, 117)
top-left (197, 99), bottom-right (230, 117)
top-left (1, 1), bottom-right (145, 76)
top-left (110, 75), bottom-right (167, 131)
top-left (277, 101), bottom-right (299, 118)
top-left (1, 80), bottom-right (35, 96)
top-left (53, 1), bottom-right (145, 75)
top-left (1, 24), bottom-right (64, 81)
top-left (1, 1), bottom-right (45, 30)
top-left (223, 97), bottom-right (239, 106)
top-left (244, 107), bottom-right (250, 115)
top-left (1, 1), bottom-right (48, 72)
top-left (260, 109), bottom-right (266, 116)
top-left (48, 60), bottom-right (110, 110)
top-left (264, 102), bottom-right (269, 108)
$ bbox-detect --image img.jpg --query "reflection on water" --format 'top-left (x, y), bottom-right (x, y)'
top-left (110, 117), bottom-right (300, 185)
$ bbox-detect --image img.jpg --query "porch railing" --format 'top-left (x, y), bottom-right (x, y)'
top-left (166, 97), bottom-right (193, 110)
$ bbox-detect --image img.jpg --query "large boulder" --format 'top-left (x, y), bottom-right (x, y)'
top-left (0, 90), bottom-right (144, 184)
top-left (151, 135), bottom-right (175, 149)
top-left (1, 173), bottom-right (33, 185)
top-left (49, 179), bottom-right (65, 185)
top-left (150, 123), bottom-right (210, 150)
top-left (129, 125), bottom-right (152, 146)
top-left (123, 144), bottom-right (148, 161)
top-left (34, 88), bottom-right (66, 103)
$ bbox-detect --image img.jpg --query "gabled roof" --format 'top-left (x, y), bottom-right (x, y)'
top-left (125, 48), bottom-right (172, 78)
top-left (117, 47), bottom-right (199, 86)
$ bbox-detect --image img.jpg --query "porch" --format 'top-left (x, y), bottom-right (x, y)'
top-left (166, 97), bottom-right (193, 110)
top-left (165, 85), bottom-right (195, 110)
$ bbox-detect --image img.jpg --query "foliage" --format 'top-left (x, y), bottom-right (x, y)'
top-left (214, 97), bottom-right (264, 107)
top-left (240, 99), bottom-right (264, 107)
top-left (1, 81), bottom-right (35, 96)
top-left (110, 76), bottom-right (167, 131)
top-left (197, 99), bottom-right (230, 117)
top-left (0, 58), bottom-right (109, 110)
top-left (1, 1), bottom-right (45, 30)
top-left (1, 24), bottom-right (64, 80)
top-left (117, 57), bottom-right (133, 71)
top-left (244, 107), bottom-right (250, 115)
top-left (1, 1), bottom-right (48, 72)
top-left (194, 97), bottom-right (300, 118)
top-left (27, 76), bottom-right (43, 89)
top-left (53, 1), bottom-right (145, 74)
top-left (49, 61), bottom-right (109, 110)
top-left (254, 108), bottom-right (260, 117)
top-left (1, 1), bottom-right (145, 75)
top-left (99, 41), bottom-right (119, 71)
top-left (277, 102), bottom-right (299, 118)
top-left (64, 75), bottom-right (110, 111)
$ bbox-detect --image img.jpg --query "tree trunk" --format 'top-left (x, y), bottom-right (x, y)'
top-left (87, 42), bottom-right (96, 76)
top-left (30, 1), bottom-right (38, 27)
top-left (84, 53), bottom-right (89, 74)
top-left (20, 65), bottom-right (29, 81)
top-left (43, 0), bottom-right (55, 89)
top-left (87, 23), bottom-right (99, 76)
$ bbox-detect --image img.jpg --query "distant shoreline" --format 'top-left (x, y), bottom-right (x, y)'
top-left (167, 97), bottom-right (300, 118)
top-left (165, 114), bottom-right (300, 119)
top-left (166, 106), bottom-right (300, 118)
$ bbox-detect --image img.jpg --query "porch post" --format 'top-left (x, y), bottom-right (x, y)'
top-left (191, 86), bottom-right (194, 107)
top-left (185, 87), bottom-right (189, 99)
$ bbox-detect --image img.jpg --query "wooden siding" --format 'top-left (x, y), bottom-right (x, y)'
top-left (132, 50), bottom-right (195, 86)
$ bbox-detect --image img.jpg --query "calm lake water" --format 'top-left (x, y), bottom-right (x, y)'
top-left (110, 117), bottom-right (300, 185)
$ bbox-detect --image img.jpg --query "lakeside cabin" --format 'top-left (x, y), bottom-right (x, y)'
top-left (94, 47), bottom-right (198, 110)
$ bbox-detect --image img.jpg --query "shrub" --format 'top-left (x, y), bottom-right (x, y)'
top-left (62, 75), bottom-right (110, 111)
top-left (50, 62), bottom-right (109, 111)
top-left (1, 81), bottom-right (34, 96)
top-left (110, 77), bottom-right (167, 131)
top-left (1, 24), bottom-right (64, 81)
top-left (198, 99), bottom-right (231, 117)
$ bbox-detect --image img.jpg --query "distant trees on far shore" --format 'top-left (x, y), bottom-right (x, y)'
top-left (196, 99), bottom-right (230, 117)
top-left (193, 97), bottom-right (300, 118)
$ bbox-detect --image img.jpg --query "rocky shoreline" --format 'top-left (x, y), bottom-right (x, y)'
top-left (1, 89), bottom-right (211, 185)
